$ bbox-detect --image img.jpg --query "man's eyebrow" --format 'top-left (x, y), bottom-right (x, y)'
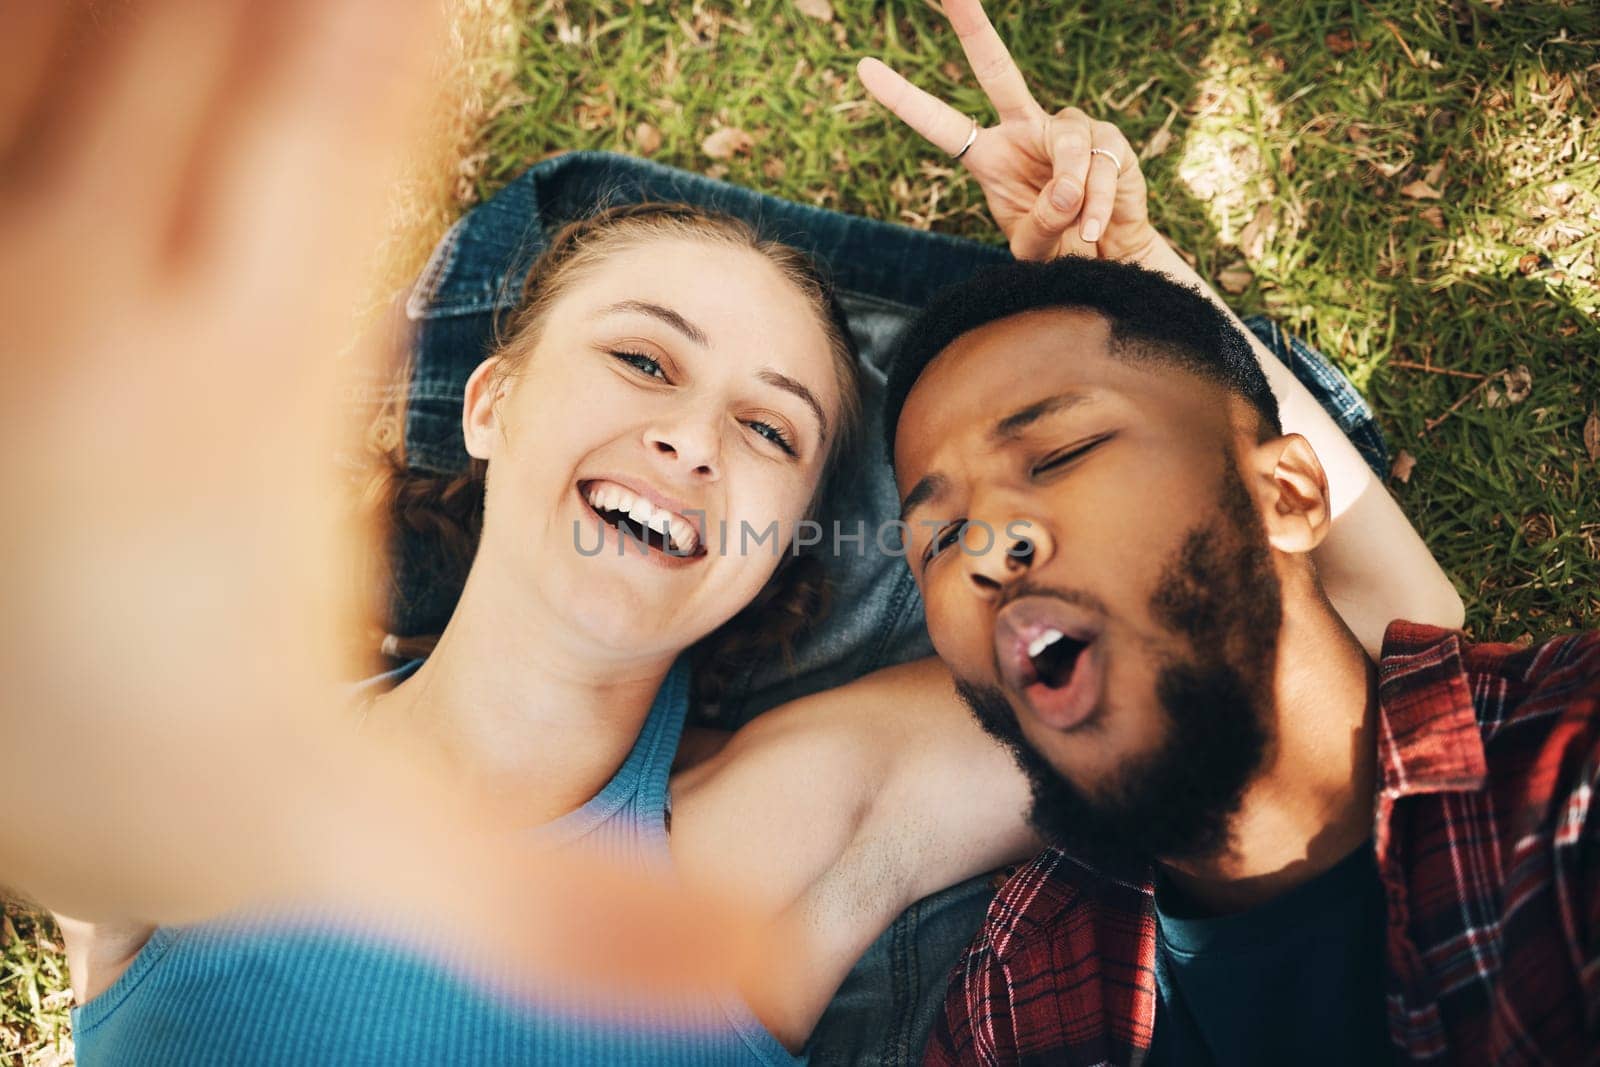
top-left (758, 368), bottom-right (829, 445)
top-left (899, 472), bottom-right (950, 524)
top-left (601, 300), bottom-right (708, 347)
top-left (991, 391), bottom-right (1093, 442)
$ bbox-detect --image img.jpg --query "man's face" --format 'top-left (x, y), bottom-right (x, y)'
top-left (893, 308), bottom-right (1282, 871)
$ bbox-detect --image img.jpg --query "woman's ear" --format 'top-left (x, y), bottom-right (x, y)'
top-left (1245, 433), bottom-right (1331, 555)
top-left (462, 357), bottom-right (504, 461)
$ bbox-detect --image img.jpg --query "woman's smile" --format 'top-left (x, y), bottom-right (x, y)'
top-left (575, 476), bottom-right (709, 567)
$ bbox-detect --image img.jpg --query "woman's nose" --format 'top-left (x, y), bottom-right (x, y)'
top-left (646, 418), bottom-right (721, 481)
top-left (962, 517), bottom-right (1053, 600)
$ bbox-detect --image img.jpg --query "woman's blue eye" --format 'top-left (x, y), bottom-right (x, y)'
top-left (612, 350), bottom-right (667, 380)
top-left (747, 419), bottom-right (797, 457)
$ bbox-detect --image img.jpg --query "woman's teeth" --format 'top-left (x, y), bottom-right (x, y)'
top-left (583, 481), bottom-right (699, 554)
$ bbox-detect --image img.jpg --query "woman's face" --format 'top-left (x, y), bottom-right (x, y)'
top-left (463, 237), bottom-right (842, 662)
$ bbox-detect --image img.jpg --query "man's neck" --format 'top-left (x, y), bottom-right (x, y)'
top-left (1159, 595), bottom-right (1380, 915)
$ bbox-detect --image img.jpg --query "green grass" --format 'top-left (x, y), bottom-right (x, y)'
top-left (1, 903), bottom-right (71, 1067)
top-left (8, 0), bottom-right (1596, 1052)
top-left (474, 0), bottom-right (1599, 638)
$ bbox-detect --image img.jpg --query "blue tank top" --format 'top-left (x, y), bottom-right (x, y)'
top-left (71, 659), bottom-right (802, 1065)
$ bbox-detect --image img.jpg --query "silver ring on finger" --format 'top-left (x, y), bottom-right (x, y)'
top-left (952, 117), bottom-right (979, 161)
top-left (1089, 147), bottom-right (1123, 176)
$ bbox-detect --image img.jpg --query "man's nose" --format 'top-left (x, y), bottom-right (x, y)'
top-left (961, 516), bottom-right (1053, 601)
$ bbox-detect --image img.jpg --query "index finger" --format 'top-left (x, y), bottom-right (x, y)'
top-left (858, 57), bottom-right (978, 158)
top-left (942, 0), bottom-right (1040, 121)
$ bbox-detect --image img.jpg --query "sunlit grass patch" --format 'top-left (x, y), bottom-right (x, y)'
top-left (1, 903), bottom-right (72, 1067)
top-left (468, 0), bottom-right (1599, 638)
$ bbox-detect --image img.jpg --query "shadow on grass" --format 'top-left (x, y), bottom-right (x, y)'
top-left (485, 0), bottom-right (1597, 636)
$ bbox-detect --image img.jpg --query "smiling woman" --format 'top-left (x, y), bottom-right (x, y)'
top-left (374, 202), bottom-right (863, 705)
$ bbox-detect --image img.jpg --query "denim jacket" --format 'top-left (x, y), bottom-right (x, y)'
top-left (357, 151), bottom-right (1389, 1065)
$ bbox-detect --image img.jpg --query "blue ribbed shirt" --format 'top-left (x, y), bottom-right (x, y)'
top-left (71, 658), bottom-right (801, 1065)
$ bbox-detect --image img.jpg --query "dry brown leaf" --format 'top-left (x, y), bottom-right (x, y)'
top-left (1423, 159), bottom-right (1446, 186)
top-left (1141, 124), bottom-right (1174, 160)
top-left (1419, 206), bottom-right (1445, 230)
top-left (1521, 513), bottom-right (1556, 546)
top-left (1325, 28), bottom-right (1357, 54)
top-left (762, 156), bottom-right (787, 180)
top-left (1584, 409), bottom-right (1600, 465)
top-left (1217, 263), bottom-right (1254, 295)
top-left (705, 163), bottom-right (729, 180)
top-left (1239, 203), bottom-right (1274, 261)
top-left (575, 99), bottom-right (613, 131)
top-left (701, 126), bottom-right (754, 160)
top-left (941, 60), bottom-right (964, 82)
top-left (1502, 364), bottom-right (1533, 404)
top-left (1400, 179), bottom-right (1442, 200)
top-left (1390, 449), bottom-right (1418, 484)
top-left (634, 122), bottom-right (663, 156)
top-left (1485, 364), bottom-right (1533, 409)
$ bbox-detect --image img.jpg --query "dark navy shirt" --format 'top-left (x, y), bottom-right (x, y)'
top-left (1147, 842), bottom-right (1390, 1066)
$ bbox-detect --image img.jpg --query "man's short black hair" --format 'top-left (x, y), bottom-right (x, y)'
top-left (883, 256), bottom-right (1282, 464)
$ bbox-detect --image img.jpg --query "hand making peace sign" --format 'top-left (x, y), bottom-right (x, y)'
top-left (858, 0), bottom-right (1161, 265)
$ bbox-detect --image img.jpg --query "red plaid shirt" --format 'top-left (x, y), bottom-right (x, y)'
top-left (925, 623), bottom-right (1600, 1065)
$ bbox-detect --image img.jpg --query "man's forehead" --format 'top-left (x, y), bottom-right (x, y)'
top-left (898, 308), bottom-right (1117, 439)
top-left (936, 306), bottom-right (1112, 372)
top-left (892, 305), bottom-right (1236, 487)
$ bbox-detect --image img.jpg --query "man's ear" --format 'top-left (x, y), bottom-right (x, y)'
top-left (1245, 433), bottom-right (1331, 555)
top-left (462, 357), bottom-right (504, 461)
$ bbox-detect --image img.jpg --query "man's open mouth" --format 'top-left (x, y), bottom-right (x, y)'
top-left (579, 479), bottom-right (707, 559)
top-left (993, 595), bottom-right (1104, 731)
top-left (1025, 629), bottom-right (1084, 690)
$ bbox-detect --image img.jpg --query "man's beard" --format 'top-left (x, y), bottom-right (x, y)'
top-left (956, 460), bottom-right (1283, 878)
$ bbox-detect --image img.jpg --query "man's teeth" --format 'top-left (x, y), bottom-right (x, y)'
top-left (1027, 628), bottom-right (1066, 659)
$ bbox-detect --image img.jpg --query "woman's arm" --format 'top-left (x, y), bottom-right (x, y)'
top-left (1130, 234), bottom-right (1464, 653)
top-left (1, 0), bottom-right (786, 1011)
top-left (669, 657), bottom-right (1037, 1046)
top-left (858, 0), bottom-right (1462, 654)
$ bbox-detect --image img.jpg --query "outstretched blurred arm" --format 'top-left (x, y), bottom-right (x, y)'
top-left (0, 0), bottom-right (774, 1007)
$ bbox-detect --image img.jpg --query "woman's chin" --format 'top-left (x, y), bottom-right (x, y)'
top-left (544, 568), bottom-right (724, 660)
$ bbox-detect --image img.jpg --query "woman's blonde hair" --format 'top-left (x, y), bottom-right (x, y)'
top-left (368, 202), bottom-right (863, 707)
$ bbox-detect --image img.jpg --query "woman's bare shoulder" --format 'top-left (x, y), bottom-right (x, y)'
top-left (53, 913), bottom-right (156, 1004)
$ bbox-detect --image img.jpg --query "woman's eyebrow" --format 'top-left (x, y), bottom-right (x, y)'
top-left (600, 300), bottom-right (708, 347)
top-left (757, 368), bottom-right (828, 445)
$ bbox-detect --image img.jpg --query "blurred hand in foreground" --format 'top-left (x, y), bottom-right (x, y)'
top-left (0, 0), bottom-right (773, 1009)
